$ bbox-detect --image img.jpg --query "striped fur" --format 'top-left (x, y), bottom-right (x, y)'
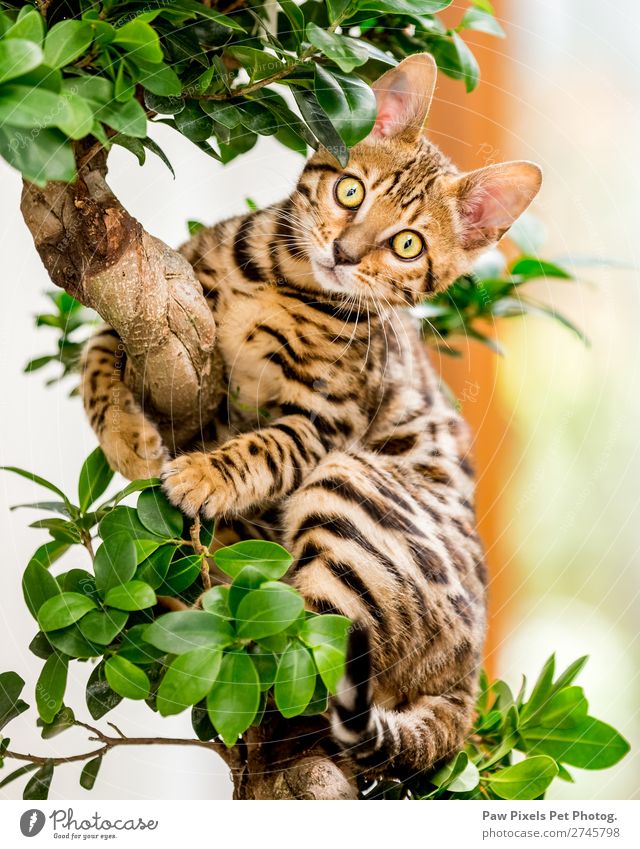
top-left (81, 56), bottom-right (541, 781)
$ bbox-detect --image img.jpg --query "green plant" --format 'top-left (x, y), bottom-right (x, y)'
top-left (0, 0), bottom-right (502, 184)
top-left (0, 453), bottom-right (630, 800)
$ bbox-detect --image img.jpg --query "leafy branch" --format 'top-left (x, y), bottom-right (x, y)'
top-left (0, 452), bottom-right (630, 800)
top-left (0, 0), bottom-right (501, 182)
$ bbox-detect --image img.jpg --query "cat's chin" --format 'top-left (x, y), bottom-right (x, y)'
top-left (310, 260), bottom-right (352, 297)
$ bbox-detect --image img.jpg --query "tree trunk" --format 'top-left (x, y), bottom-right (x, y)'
top-left (20, 143), bottom-right (222, 450)
top-left (232, 717), bottom-right (358, 800)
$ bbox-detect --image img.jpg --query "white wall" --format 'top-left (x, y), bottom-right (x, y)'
top-left (0, 126), bottom-right (303, 800)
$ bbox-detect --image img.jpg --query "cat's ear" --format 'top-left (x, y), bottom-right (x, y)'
top-left (453, 161), bottom-right (542, 250)
top-left (370, 53), bottom-right (437, 140)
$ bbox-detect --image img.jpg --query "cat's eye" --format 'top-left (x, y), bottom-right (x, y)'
top-left (335, 176), bottom-right (365, 209)
top-left (391, 230), bottom-right (424, 260)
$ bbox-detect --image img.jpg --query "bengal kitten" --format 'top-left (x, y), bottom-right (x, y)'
top-left (82, 54), bottom-right (541, 780)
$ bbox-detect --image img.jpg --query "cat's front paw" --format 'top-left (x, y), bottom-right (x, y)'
top-left (161, 453), bottom-right (233, 518)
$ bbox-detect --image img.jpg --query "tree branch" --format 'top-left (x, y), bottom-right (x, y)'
top-left (3, 721), bottom-right (234, 769)
top-left (20, 143), bottom-right (223, 453)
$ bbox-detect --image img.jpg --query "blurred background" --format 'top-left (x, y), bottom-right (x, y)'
top-left (1, 0), bottom-right (639, 799)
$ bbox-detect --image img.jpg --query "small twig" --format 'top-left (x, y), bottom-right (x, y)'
top-left (190, 516), bottom-right (212, 590)
top-left (3, 723), bottom-right (233, 769)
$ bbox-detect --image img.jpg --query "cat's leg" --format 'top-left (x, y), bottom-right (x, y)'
top-left (81, 327), bottom-right (167, 480)
top-left (161, 411), bottom-right (334, 517)
top-left (280, 448), bottom-right (484, 778)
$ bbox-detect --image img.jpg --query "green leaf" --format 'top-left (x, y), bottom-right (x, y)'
top-left (0, 85), bottom-right (63, 129)
top-left (488, 755), bottom-right (558, 800)
top-left (452, 32), bottom-right (480, 92)
top-left (44, 20), bottom-right (94, 70)
top-left (280, 0), bottom-right (305, 40)
top-left (228, 566), bottom-right (266, 617)
top-left (0, 124), bottom-right (75, 184)
top-left (358, 0), bottom-right (452, 13)
top-left (29, 631), bottom-right (54, 660)
top-left (78, 447), bottom-right (114, 511)
top-left (93, 535), bottom-right (137, 595)
top-left (57, 91), bottom-right (95, 139)
top-left (213, 539), bottom-right (293, 580)
top-left (0, 465), bottom-right (70, 507)
top-left (104, 581), bottom-right (156, 611)
top-left (144, 90), bottom-right (184, 115)
top-left (145, 610), bottom-right (235, 654)
top-left (46, 624), bottom-right (102, 659)
top-left (0, 763), bottom-right (39, 790)
top-left (86, 662), bottom-right (122, 720)
top-left (96, 97), bottom-right (147, 138)
top-left (520, 653), bottom-right (555, 721)
top-left (431, 751), bottom-right (480, 792)
top-left (306, 22), bottom-right (369, 74)
top-left (136, 544), bottom-right (175, 589)
top-left (4, 7), bottom-right (44, 45)
top-left (38, 593), bottom-right (97, 632)
top-left (535, 686), bottom-right (589, 729)
top-left (28, 539), bottom-right (69, 571)
top-left (174, 101), bottom-right (213, 142)
top-left (78, 608), bottom-right (128, 644)
top-left (99, 505), bottom-right (162, 541)
top-left (553, 655), bottom-right (589, 692)
top-left (300, 614), bottom-right (351, 649)
top-left (113, 19), bottom-right (163, 64)
top-left (235, 583), bottom-right (304, 640)
top-left (314, 65), bottom-right (376, 148)
top-left (207, 651), bottom-right (260, 746)
top-left (23, 762), bottom-right (54, 800)
top-left (0, 39), bottom-right (43, 85)
top-left (327, 0), bottom-right (353, 23)
top-left (0, 671), bottom-right (29, 732)
top-left (137, 488), bottom-right (183, 538)
top-left (36, 653), bottom-right (68, 724)
top-left (157, 647), bottom-right (222, 716)
top-left (311, 641), bottom-right (345, 692)
top-left (80, 756), bottom-right (102, 791)
top-left (139, 63), bottom-right (181, 97)
top-left (200, 585), bottom-right (231, 618)
top-left (510, 256), bottom-right (572, 281)
top-left (459, 7), bottom-right (505, 37)
top-left (291, 87), bottom-right (348, 166)
top-left (274, 642), bottom-right (316, 718)
top-left (22, 561), bottom-right (60, 620)
top-left (38, 705), bottom-right (75, 739)
top-left (520, 717), bottom-right (630, 770)
top-left (141, 136), bottom-right (175, 176)
top-left (158, 553), bottom-right (202, 595)
top-left (104, 656), bottom-right (150, 700)
top-left (249, 646), bottom-right (278, 692)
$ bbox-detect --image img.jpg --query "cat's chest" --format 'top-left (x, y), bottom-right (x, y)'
top-left (215, 287), bottom-right (354, 410)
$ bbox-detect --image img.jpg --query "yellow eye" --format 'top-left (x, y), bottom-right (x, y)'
top-left (335, 176), bottom-right (365, 209)
top-left (391, 230), bottom-right (424, 260)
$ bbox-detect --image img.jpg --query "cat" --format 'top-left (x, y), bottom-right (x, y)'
top-left (81, 53), bottom-right (541, 780)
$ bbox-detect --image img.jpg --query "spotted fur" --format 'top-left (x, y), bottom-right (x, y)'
top-left (81, 55), bottom-right (541, 780)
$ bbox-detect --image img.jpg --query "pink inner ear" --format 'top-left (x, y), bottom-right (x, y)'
top-left (462, 181), bottom-right (520, 230)
top-left (371, 92), bottom-right (411, 138)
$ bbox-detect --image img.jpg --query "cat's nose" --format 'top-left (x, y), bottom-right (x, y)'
top-left (333, 239), bottom-right (358, 266)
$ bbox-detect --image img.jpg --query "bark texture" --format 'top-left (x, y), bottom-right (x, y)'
top-left (20, 146), bottom-right (221, 449)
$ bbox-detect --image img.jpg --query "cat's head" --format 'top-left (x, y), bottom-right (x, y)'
top-left (291, 53), bottom-right (541, 307)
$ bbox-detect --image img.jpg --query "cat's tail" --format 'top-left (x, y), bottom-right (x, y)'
top-left (330, 626), bottom-right (474, 776)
